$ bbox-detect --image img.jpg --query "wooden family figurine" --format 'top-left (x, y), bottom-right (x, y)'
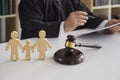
top-left (33, 30), bottom-right (52, 60)
top-left (5, 30), bottom-right (52, 61)
top-left (22, 39), bottom-right (34, 61)
top-left (5, 31), bottom-right (23, 61)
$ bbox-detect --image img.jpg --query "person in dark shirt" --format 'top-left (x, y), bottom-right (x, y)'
top-left (19, 0), bottom-right (120, 39)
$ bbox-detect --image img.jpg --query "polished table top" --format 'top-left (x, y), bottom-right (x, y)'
top-left (0, 33), bottom-right (120, 80)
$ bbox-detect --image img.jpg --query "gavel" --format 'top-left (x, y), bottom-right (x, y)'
top-left (54, 35), bottom-right (102, 65)
top-left (65, 35), bottom-right (102, 52)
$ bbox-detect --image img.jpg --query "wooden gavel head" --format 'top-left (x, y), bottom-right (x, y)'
top-left (65, 35), bottom-right (76, 53)
top-left (53, 35), bottom-right (84, 65)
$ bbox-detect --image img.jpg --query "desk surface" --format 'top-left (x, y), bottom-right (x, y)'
top-left (0, 33), bottom-right (120, 80)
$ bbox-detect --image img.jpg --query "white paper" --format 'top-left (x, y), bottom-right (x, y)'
top-left (70, 23), bottom-right (120, 36)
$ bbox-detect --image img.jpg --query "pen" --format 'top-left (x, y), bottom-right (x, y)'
top-left (75, 43), bottom-right (102, 49)
top-left (75, 4), bottom-right (95, 19)
top-left (88, 15), bottom-right (95, 19)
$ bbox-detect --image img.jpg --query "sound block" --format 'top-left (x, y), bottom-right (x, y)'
top-left (54, 48), bottom-right (84, 65)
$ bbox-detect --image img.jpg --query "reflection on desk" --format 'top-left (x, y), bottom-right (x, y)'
top-left (0, 33), bottom-right (120, 80)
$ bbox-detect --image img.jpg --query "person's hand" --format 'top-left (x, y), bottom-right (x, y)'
top-left (105, 19), bottom-right (120, 33)
top-left (64, 11), bottom-right (88, 32)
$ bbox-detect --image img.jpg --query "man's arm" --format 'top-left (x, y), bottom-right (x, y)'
top-left (63, 0), bottom-right (105, 33)
top-left (76, 1), bottom-right (120, 33)
top-left (75, 1), bottom-right (104, 29)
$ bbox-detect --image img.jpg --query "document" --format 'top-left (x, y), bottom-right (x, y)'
top-left (70, 23), bottom-right (120, 36)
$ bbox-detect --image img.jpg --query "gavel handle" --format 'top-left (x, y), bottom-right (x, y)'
top-left (75, 43), bottom-right (102, 49)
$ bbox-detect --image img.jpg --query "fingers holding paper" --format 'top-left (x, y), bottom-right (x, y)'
top-left (105, 19), bottom-right (120, 33)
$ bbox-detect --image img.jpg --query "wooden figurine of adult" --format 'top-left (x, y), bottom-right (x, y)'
top-left (5, 31), bottom-right (23, 61)
top-left (22, 39), bottom-right (34, 61)
top-left (33, 30), bottom-right (52, 60)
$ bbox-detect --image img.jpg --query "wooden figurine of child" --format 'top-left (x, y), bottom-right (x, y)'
top-left (22, 39), bottom-right (34, 61)
top-left (5, 31), bottom-right (23, 61)
top-left (33, 30), bottom-right (52, 60)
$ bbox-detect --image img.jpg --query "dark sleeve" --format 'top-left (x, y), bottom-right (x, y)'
top-left (75, 1), bottom-right (104, 30)
top-left (19, 0), bottom-right (61, 39)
